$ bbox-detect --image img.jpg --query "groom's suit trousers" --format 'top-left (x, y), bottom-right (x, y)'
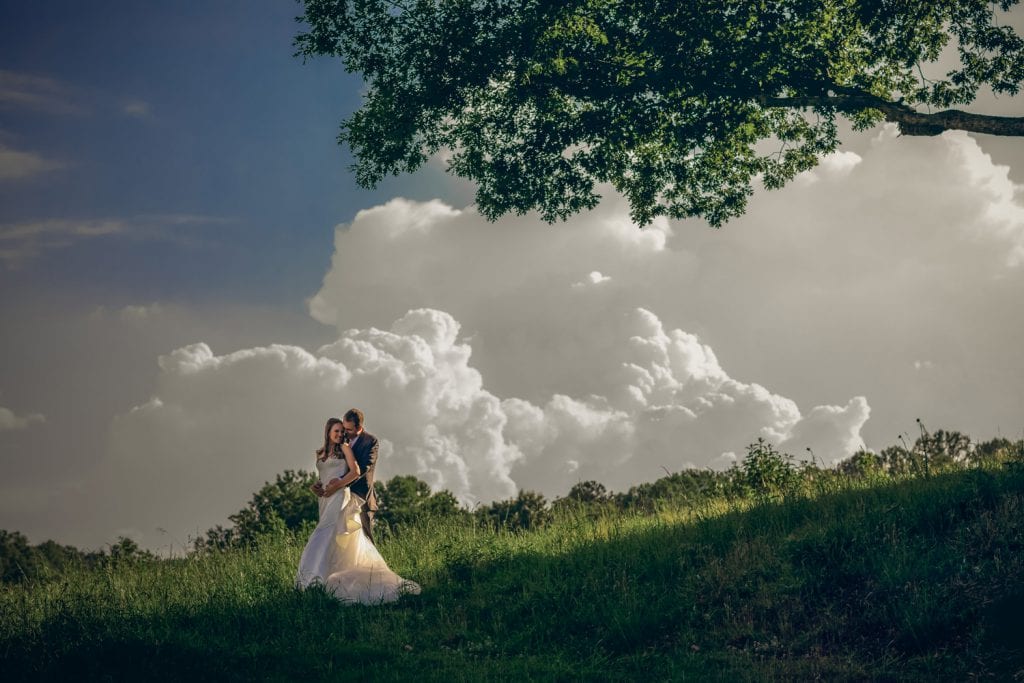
top-left (350, 431), bottom-right (380, 544)
top-left (360, 509), bottom-right (375, 544)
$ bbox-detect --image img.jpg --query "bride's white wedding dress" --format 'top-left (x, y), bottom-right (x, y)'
top-left (295, 455), bottom-right (420, 604)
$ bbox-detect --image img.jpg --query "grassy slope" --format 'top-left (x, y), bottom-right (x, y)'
top-left (2, 464), bottom-right (1023, 682)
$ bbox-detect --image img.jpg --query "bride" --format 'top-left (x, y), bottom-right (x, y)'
top-left (295, 417), bottom-right (420, 604)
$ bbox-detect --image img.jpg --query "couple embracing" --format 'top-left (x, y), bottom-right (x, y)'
top-left (294, 408), bottom-right (420, 604)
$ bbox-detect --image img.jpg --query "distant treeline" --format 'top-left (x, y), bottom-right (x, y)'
top-left (3, 427), bottom-right (1021, 583)
top-left (0, 532), bottom-right (156, 585)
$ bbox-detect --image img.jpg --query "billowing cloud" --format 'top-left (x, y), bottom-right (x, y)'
top-left (100, 309), bottom-right (518, 547)
top-left (780, 397), bottom-right (871, 466)
top-left (7, 125), bottom-right (1023, 554)
top-left (796, 149), bottom-right (862, 185)
top-left (99, 127), bottom-right (1024, 550)
top-left (100, 340), bottom-right (352, 546)
top-left (0, 297), bottom-right (337, 551)
top-left (104, 304), bottom-right (868, 549)
top-left (309, 128), bottom-right (1024, 451)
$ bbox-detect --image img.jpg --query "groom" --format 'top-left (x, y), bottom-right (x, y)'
top-left (342, 408), bottom-right (379, 543)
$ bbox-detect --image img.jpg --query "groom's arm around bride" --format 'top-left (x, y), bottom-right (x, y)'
top-left (342, 408), bottom-right (379, 543)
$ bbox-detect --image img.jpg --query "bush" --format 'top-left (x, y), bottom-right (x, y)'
top-left (729, 438), bottom-right (802, 501)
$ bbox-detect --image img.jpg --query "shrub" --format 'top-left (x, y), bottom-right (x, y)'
top-left (729, 438), bottom-right (802, 501)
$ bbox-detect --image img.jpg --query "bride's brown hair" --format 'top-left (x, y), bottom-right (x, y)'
top-left (317, 417), bottom-right (344, 459)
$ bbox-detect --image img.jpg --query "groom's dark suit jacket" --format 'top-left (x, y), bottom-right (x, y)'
top-left (349, 431), bottom-right (379, 511)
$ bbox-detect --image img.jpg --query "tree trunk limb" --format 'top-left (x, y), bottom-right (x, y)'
top-left (757, 92), bottom-right (1024, 137)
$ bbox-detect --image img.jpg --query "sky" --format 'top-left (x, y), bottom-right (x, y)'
top-left (1, 2), bottom-right (1023, 555)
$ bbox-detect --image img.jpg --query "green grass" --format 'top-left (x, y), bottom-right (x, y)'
top-left (3, 464), bottom-right (1023, 681)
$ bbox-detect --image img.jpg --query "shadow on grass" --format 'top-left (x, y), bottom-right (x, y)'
top-left (3, 467), bottom-right (1023, 682)
top-left (426, 466), bottom-right (1024, 680)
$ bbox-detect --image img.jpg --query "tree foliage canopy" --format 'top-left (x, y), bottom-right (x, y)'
top-left (194, 469), bottom-right (319, 551)
top-left (374, 474), bottom-right (466, 534)
top-left (295, 0), bottom-right (1024, 225)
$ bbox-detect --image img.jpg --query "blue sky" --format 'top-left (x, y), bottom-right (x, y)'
top-left (0, 0), bottom-right (467, 306)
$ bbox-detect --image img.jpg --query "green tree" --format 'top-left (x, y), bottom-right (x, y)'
top-left (476, 490), bottom-right (552, 531)
top-left (565, 479), bottom-right (609, 503)
top-left (877, 444), bottom-right (917, 476)
top-left (104, 536), bottom-right (157, 565)
top-left (0, 530), bottom-right (102, 584)
top-left (614, 469), bottom-right (725, 512)
top-left (374, 474), bottom-right (467, 536)
top-left (295, 0), bottom-right (1024, 226)
top-left (836, 448), bottom-right (884, 479)
top-left (913, 427), bottom-right (972, 471)
top-left (972, 437), bottom-right (1024, 465)
top-left (553, 479), bottom-right (614, 515)
top-left (194, 469), bottom-right (319, 551)
top-left (194, 524), bottom-right (236, 553)
top-left (0, 529), bottom-right (37, 583)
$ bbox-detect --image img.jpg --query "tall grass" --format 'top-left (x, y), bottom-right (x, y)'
top-left (2, 461), bottom-right (1023, 681)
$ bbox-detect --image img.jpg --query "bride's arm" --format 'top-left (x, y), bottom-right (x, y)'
top-left (323, 443), bottom-right (362, 495)
top-left (310, 452), bottom-right (325, 496)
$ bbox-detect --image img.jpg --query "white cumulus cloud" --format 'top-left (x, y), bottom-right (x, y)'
top-left (11, 123), bottom-right (1023, 554)
top-left (104, 305), bottom-right (869, 548)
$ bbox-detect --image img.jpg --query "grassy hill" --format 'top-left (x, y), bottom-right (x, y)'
top-left (2, 461), bottom-right (1023, 681)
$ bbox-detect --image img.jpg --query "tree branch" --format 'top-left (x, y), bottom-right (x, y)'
top-left (757, 91), bottom-right (1024, 137)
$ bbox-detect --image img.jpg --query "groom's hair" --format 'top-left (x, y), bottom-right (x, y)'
top-left (343, 408), bottom-right (364, 429)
